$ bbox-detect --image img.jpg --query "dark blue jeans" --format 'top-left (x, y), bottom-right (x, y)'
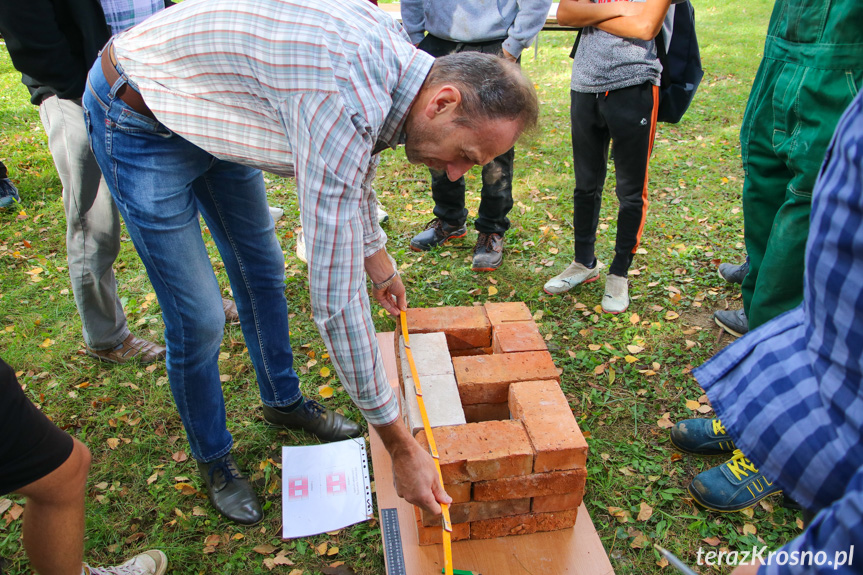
top-left (83, 56), bottom-right (302, 462)
top-left (417, 34), bottom-right (515, 235)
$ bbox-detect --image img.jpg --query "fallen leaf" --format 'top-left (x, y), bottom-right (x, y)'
top-left (742, 523), bottom-right (757, 535)
top-left (703, 536), bottom-right (721, 546)
top-left (656, 413), bottom-right (673, 429)
top-left (327, 546), bottom-right (339, 555)
top-left (106, 438), bottom-right (120, 450)
top-left (172, 451), bottom-right (188, 463)
top-left (289, 570), bottom-right (304, 575)
top-left (488, 286), bottom-right (498, 296)
top-left (685, 400), bottom-right (701, 410)
top-left (319, 385), bottom-right (334, 399)
top-left (624, 355), bottom-right (638, 363)
top-left (0, 499), bottom-right (12, 515)
top-left (697, 405), bottom-right (713, 414)
top-left (630, 533), bottom-right (650, 549)
top-left (319, 367), bottom-right (331, 377)
top-left (232, 533), bottom-right (244, 540)
top-left (759, 500), bottom-right (774, 513)
top-left (637, 501), bottom-right (653, 521)
top-left (665, 311), bottom-right (680, 320)
top-left (629, 313), bottom-right (640, 325)
top-left (626, 344), bottom-right (644, 354)
top-left (254, 544), bottom-right (278, 555)
top-left (146, 472), bottom-right (159, 485)
top-left (39, 338), bottom-right (54, 348)
top-left (316, 542), bottom-right (328, 555)
top-left (588, 344), bottom-right (601, 351)
top-left (193, 506), bottom-right (208, 516)
top-left (657, 556), bottom-right (670, 568)
top-left (594, 363), bottom-right (606, 375)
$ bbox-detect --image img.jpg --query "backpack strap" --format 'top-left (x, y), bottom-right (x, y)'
top-left (569, 28), bottom-right (583, 59)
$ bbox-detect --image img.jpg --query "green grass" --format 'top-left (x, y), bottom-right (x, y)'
top-left (0, 1), bottom-right (802, 573)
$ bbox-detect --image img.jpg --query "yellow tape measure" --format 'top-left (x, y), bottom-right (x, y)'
top-left (399, 311), bottom-right (454, 575)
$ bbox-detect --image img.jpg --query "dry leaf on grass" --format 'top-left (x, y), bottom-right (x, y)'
top-left (637, 501), bottom-right (653, 522)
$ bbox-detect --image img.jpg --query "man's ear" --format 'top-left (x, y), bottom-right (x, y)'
top-left (424, 85), bottom-right (462, 119)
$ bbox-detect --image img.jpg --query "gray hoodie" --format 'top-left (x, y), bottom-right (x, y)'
top-left (401, 0), bottom-right (553, 59)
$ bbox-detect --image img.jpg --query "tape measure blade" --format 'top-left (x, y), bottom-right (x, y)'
top-left (381, 507), bottom-right (407, 575)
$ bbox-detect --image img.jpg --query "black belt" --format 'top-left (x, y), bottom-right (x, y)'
top-left (100, 43), bottom-right (155, 120)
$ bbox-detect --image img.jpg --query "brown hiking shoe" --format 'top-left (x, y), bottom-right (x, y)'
top-left (87, 333), bottom-right (166, 365)
top-left (472, 232), bottom-right (504, 271)
top-left (410, 218), bottom-right (467, 251)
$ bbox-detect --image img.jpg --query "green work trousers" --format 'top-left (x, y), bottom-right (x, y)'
top-left (740, 0), bottom-right (863, 329)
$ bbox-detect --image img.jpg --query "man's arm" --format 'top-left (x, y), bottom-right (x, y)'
top-left (594, 0), bottom-right (671, 41)
top-left (556, 0), bottom-right (642, 30)
top-left (400, 0), bottom-right (426, 45)
top-left (501, 0), bottom-right (554, 61)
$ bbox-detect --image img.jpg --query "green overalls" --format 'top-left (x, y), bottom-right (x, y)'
top-left (740, 0), bottom-right (863, 329)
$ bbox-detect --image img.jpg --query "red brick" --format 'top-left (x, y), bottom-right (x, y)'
top-left (532, 492), bottom-right (584, 513)
top-left (463, 402), bottom-right (511, 423)
top-left (492, 322), bottom-right (547, 354)
top-left (509, 380), bottom-right (589, 472)
top-left (406, 307), bottom-right (491, 350)
top-left (422, 498), bottom-right (530, 527)
top-left (470, 509), bottom-right (578, 539)
top-left (414, 507), bottom-right (470, 546)
top-left (473, 468), bottom-right (587, 501)
top-left (484, 302), bottom-right (533, 326)
top-left (453, 352), bottom-right (559, 404)
top-left (414, 420), bottom-right (533, 483)
top-left (446, 482), bottom-right (472, 504)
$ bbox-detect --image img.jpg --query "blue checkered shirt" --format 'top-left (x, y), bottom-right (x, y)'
top-left (98, 0), bottom-right (164, 35)
top-left (695, 92), bottom-right (863, 573)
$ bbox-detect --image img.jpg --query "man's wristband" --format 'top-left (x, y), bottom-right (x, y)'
top-left (372, 269), bottom-right (399, 290)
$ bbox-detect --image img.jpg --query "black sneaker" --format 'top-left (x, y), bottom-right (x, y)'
top-left (472, 232), bottom-right (504, 272)
top-left (410, 218), bottom-right (467, 252)
top-left (263, 399), bottom-right (363, 442)
top-left (714, 308), bottom-right (749, 337)
top-left (718, 260), bottom-right (749, 284)
top-left (197, 453), bottom-right (263, 525)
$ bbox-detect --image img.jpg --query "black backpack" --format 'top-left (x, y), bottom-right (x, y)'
top-left (569, 1), bottom-right (704, 124)
top-left (656, 1), bottom-right (703, 123)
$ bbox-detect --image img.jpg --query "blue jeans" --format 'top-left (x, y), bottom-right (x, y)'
top-left (83, 57), bottom-right (302, 462)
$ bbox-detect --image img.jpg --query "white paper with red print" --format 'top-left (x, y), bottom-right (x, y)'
top-left (281, 438), bottom-right (373, 538)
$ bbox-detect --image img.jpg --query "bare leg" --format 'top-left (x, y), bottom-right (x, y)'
top-left (16, 438), bottom-right (91, 575)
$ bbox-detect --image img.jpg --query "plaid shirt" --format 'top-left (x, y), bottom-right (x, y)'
top-left (99, 0), bottom-right (164, 35)
top-left (695, 92), bottom-right (863, 573)
top-left (113, 0), bottom-right (435, 426)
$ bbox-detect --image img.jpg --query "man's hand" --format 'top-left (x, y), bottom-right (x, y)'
top-left (375, 419), bottom-right (452, 515)
top-left (366, 249), bottom-right (407, 316)
top-left (372, 276), bottom-right (407, 317)
top-left (501, 48), bottom-right (518, 63)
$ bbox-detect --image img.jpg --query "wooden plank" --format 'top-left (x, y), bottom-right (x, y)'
top-left (372, 332), bottom-right (615, 575)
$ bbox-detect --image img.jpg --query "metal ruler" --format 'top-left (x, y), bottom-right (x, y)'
top-left (381, 507), bottom-right (407, 575)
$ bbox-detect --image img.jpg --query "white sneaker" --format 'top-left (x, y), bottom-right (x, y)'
top-left (543, 260), bottom-right (604, 295)
top-left (86, 550), bottom-right (168, 575)
top-left (295, 229), bottom-right (307, 264)
top-left (602, 274), bottom-right (629, 314)
top-left (376, 202), bottom-right (389, 224)
top-left (268, 205), bottom-right (284, 221)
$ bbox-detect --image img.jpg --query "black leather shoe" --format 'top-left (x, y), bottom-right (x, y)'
top-left (197, 453), bottom-right (263, 525)
top-left (410, 218), bottom-right (467, 252)
top-left (472, 232), bottom-right (504, 271)
top-left (717, 259), bottom-right (749, 284)
top-left (714, 308), bottom-right (749, 337)
top-left (263, 399), bottom-right (363, 442)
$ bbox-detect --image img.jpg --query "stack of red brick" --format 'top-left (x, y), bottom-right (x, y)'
top-left (396, 302), bottom-right (589, 544)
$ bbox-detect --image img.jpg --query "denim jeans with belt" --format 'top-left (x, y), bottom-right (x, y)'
top-left (83, 56), bottom-right (302, 462)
